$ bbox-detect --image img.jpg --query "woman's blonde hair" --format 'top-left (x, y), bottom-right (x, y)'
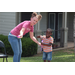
top-left (31, 12), bottom-right (42, 21)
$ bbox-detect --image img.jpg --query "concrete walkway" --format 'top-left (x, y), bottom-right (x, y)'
top-left (53, 42), bottom-right (74, 51)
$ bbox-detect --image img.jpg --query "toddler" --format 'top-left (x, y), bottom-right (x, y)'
top-left (37, 28), bottom-right (53, 62)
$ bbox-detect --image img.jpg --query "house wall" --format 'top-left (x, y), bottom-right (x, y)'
top-left (67, 12), bottom-right (75, 42)
top-left (0, 12), bottom-right (17, 35)
top-left (0, 12), bottom-right (74, 42)
top-left (40, 12), bottom-right (48, 31)
top-left (40, 12), bottom-right (75, 42)
top-left (0, 12), bottom-right (48, 35)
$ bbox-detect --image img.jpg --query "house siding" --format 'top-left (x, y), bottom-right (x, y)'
top-left (0, 12), bottom-right (17, 35)
top-left (40, 12), bottom-right (48, 31)
top-left (0, 12), bottom-right (74, 42)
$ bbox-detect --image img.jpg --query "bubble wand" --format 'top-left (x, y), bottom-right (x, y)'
top-left (41, 40), bottom-right (43, 51)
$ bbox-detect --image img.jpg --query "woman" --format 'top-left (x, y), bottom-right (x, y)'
top-left (8, 12), bottom-right (42, 62)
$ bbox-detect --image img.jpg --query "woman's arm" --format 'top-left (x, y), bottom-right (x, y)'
top-left (18, 27), bottom-right (25, 38)
top-left (29, 32), bottom-right (41, 46)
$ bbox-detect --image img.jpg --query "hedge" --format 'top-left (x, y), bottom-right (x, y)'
top-left (0, 34), bottom-right (37, 57)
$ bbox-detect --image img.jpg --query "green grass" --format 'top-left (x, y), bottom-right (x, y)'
top-left (52, 49), bottom-right (75, 62)
top-left (1, 48), bottom-right (75, 62)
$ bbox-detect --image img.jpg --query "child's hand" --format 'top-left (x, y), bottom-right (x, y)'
top-left (41, 42), bottom-right (44, 45)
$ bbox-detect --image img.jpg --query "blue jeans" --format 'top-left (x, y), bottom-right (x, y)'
top-left (8, 33), bottom-right (22, 62)
top-left (43, 51), bottom-right (52, 61)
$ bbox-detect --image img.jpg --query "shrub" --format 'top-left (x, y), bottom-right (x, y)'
top-left (23, 32), bottom-right (30, 37)
top-left (0, 35), bottom-right (37, 57)
top-left (21, 38), bottom-right (37, 57)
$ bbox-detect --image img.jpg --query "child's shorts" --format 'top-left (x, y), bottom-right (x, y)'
top-left (43, 51), bottom-right (52, 61)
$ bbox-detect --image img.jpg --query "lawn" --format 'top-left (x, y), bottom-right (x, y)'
top-left (1, 48), bottom-right (75, 62)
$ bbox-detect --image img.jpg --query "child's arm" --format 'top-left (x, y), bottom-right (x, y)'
top-left (37, 35), bottom-right (42, 39)
top-left (41, 42), bottom-right (52, 46)
top-left (37, 35), bottom-right (40, 38)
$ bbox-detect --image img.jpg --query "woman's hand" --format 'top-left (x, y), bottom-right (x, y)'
top-left (17, 35), bottom-right (23, 38)
top-left (38, 42), bottom-right (41, 46)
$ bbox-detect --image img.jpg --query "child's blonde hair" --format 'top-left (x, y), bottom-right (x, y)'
top-left (31, 12), bottom-right (42, 21)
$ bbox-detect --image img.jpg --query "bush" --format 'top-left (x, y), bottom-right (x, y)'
top-left (21, 38), bottom-right (37, 57)
top-left (23, 32), bottom-right (30, 37)
top-left (0, 34), bottom-right (37, 57)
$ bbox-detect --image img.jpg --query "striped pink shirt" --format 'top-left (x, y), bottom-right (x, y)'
top-left (41, 35), bottom-right (53, 52)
